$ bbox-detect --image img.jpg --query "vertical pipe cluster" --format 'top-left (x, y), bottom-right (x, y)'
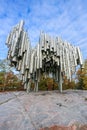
top-left (6, 20), bottom-right (83, 92)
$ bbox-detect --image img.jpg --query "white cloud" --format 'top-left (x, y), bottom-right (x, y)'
top-left (0, 0), bottom-right (87, 59)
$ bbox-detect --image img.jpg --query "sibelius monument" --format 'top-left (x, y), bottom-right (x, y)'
top-left (6, 20), bottom-right (83, 93)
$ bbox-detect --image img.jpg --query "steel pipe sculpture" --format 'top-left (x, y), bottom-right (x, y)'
top-left (6, 20), bottom-right (83, 93)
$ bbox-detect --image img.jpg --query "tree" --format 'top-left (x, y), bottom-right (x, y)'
top-left (0, 59), bottom-right (23, 91)
top-left (0, 59), bottom-right (12, 91)
top-left (0, 59), bottom-right (12, 72)
top-left (0, 71), bottom-right (5, 91)
top-left (76, 59), bottom-right (87, 90)
top-left (5, 72), bottom-right (23, 91)
top-left (83, 59), bottom-right (87, 90)
top-left (38, 75), bottom-right (58, 91)
top-left (62, 76), bottom-right (76, 90)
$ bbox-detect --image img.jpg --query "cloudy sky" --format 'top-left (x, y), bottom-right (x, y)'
top-left (0, 0), bottom-right (87, 60)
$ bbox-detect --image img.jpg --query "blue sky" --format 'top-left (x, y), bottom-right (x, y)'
top-left (0, 0), bottom-right (87, 60)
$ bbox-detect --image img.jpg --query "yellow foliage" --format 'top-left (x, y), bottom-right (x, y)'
top-left (62, 76), bottom-right (75, 90)
top-left (38, 76), bottom-right (58, 91)
top-left (76, 59), bottom-right (87, 90)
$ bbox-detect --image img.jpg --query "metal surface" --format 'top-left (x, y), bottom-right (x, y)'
top-left (6, 20), bottom-right (83, 93)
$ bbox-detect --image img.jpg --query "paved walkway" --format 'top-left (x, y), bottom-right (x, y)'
top-left (0, 90), bottom-right (87, 130)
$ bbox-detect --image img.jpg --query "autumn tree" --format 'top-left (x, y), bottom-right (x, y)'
top-left (37, 74), bottom-right (58, 91)
top-left (5, 72), bottom-right (23, 91)
top-left (76, 59), bottom-right (87, 90)
top-left (83, 59), bottom-right (87, 89)
top-left (62, 76), bottom-right (76, 90)
top-left (0, 59), bottom-right (23, 91)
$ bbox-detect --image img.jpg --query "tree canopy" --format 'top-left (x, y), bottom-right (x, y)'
top-left (76, 59), bottom-right (87, 90)
top-left (0, 59), bottom-right (23, 91)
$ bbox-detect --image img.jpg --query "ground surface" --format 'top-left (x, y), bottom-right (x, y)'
top-left (0, 90), bottom-right (87, 130)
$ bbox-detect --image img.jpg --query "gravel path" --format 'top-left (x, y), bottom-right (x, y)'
top-left (0, 90), bottom-right (87, 130)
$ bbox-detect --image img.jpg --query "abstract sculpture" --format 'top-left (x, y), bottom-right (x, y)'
top-left (6, 20), bottom-right (83, 93)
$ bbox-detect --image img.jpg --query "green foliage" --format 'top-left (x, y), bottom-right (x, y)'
top-left (62, 76), bottom-right (76, 90)
top-left (0, 58), bottom-right (87, 92)
top-left (38, 76), bottom-right (58, 91)
top-left (0, 71), bottom-right (23, 91)
top-left (76, 59), bottom-right (87, 90)
top-left (30, 82), bottom-right (35, 91)
top-left (30, 75), bottom-right (58, 91)
top-left (0, 59), bottom-right (23, 91)
top-left (38, 78), bottom-right (47, 91)
top-left (0, 72), bottom-right (5, 84)
top-left (0, 59), bottom-right (12, 72)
